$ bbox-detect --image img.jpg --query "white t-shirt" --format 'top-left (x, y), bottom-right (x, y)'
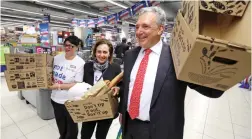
top-left (51, 53), bottom-right (85, 104)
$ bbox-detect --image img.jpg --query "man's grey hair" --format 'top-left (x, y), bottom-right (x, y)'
top-left (138, 6), bottom-right (167, 26)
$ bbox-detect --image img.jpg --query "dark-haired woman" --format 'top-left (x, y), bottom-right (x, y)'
top-left (81, 39), bottom-right (121, 139)
top-left (50, 35), bottom-right (85, 139)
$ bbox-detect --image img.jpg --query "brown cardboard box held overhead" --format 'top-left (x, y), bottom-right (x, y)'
top-left (5, 54), bottom-right (53, 70)
top-left (5, 67), bottom-right (53, 91)
top-left (170, 9), bottom-right (251, 91)
top-left (65, 92), bottom-right (118, 123)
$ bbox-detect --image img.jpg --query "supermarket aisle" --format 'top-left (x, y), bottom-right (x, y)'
top-left (1, 76), bottom-right (251, 139)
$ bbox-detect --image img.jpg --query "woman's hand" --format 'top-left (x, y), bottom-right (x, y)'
top-left (111, 86), bottom-right (120, 96)
top-left (49, 84), bottom-right (60, 90)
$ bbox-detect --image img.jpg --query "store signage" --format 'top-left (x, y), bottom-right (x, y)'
top-left (107, 13), bottom-right (118, 24)
top-left (118, 8), bottom-right (132, 20)
top-left (79, 19), bottom-right (87, 27)
top-left (97, 17), bottom-right (107, 27)
top-left (131, 1), bottom-right (147, 15)
top-left (72, 0), bottom-right (153, 27)
top-left (87, 19), bottom-right (97, 28)
top-left (71, 18), bottom-right (79, 27)
top-left (39, 23), bottom-right (50, 47)
top-left (43, 14), bottom-right (51, 23)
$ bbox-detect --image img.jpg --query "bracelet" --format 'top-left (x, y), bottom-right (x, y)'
top-left (58, 84), bottom-right (61, 90)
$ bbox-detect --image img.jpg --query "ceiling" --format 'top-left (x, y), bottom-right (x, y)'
top-left (1, 0), bottom-right (181, 29)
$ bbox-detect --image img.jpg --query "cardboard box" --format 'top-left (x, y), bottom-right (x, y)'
top-left (65, 92), bottom-right (118, 123)
top-left (5, 67), bottom-right (53, 91)
top-left (5, 54), bottom-right (53, 70)
top-left (182, 1), bottom-right (249, 19)
top-left (170, 8), bottom-right (251, 91)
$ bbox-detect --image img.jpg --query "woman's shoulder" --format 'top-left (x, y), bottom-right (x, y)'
top-left (110, 63), bottom-right (121, 71)
top-left (54, 53), bottom-right (64, 59)
top-left (84, 61), bottom-right (93, 68)
top-left (74, 55), bottom-right (85, 64)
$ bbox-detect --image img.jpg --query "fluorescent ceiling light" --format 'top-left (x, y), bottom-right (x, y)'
top-left (1, 22), bottom-right (14, 25)
top-left (1, 14), bottom-right (40, 21)
top-left (105, 0), bottom-right (128, 9)
top-left (1, 19), bottom-right (70, 28)
top-left (1, 7), bottom-right (69, 19)
top-left (1, 14), bottom-right (70, 25)
top-left (1, 19), bottom-right (34, 24)
top-left (33, 0), bottom-right (104, 17)
top-left (2, 23), bottom-right (24, 27)
top-left (50, 20), bottom-right (69, 25)
top-left (50, 24), bottom-right (70, 28)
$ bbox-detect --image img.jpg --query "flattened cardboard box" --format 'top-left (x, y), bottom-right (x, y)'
top-left (182, 1), bottom-right (249, 19)
top-left (5, 67), bottom-right (53, 91)
top-left (65, 92), bottom-right (118, 123)
top-left (170, 8), bottom-right (251, 91)
top-left (5, 54), bottom-right (53, 70)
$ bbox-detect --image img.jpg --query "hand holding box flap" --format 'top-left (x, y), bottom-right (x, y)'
top-left (170, 9), bottom-right (251, 91)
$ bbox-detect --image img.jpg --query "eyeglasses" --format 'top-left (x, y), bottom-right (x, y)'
top-left (64, 44), bottom-right (74, 48)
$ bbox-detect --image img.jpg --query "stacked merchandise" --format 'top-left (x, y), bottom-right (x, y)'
top-left (170, 1), bottom-right (251, 91)
top-left (4, 54), bottom-right (53, 91)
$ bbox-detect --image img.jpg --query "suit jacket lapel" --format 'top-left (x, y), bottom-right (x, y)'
top-left (124, 47), bottom-right (141, 106)
top-left (150, 43), bottom-right (172, 108)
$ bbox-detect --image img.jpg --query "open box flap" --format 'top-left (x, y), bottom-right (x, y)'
top-left (197, 35), bottom-right (251, 51)
top-left (181, 1), bottom-right (199, 35)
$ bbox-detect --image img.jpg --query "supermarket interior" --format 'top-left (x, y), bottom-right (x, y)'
top-left (0, 1), bottom-right (251, 139)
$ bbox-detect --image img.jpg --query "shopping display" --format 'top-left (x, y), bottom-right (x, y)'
top-left (170, 1), bottom-right (251, 91)
top-left (65, 72), bottom-right (123, 123)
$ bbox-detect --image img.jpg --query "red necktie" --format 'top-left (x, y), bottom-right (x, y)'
top-left (129, 49), bottom-right (152, 119)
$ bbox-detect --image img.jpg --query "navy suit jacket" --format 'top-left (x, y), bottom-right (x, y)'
top-left (119, 43), bottom-right (224, 139)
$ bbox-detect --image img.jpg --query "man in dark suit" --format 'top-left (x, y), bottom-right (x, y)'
top-left (115, 38), bottom-right (129, 59)
top-left (118, 7), bottom-right (224, 139)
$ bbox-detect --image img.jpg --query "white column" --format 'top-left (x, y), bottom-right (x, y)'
top-left (121, 22), bottom-right (129, 41)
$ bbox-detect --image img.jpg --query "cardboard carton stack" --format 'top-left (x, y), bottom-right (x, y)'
top-left (170, 1), bottom-right (251, 91)
top-left (65, 72), bottom-right (123, 123)
top-left (4, 54), bottom-right (53, 91)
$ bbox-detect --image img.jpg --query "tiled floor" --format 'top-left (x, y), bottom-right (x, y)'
top-left (1, 76), bottom-right (251, 139)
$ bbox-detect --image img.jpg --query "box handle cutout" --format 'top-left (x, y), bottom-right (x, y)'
top-left (227, 45), bottom-right (247, 51)
top-left (212, 56), bottom-right (237, 65)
